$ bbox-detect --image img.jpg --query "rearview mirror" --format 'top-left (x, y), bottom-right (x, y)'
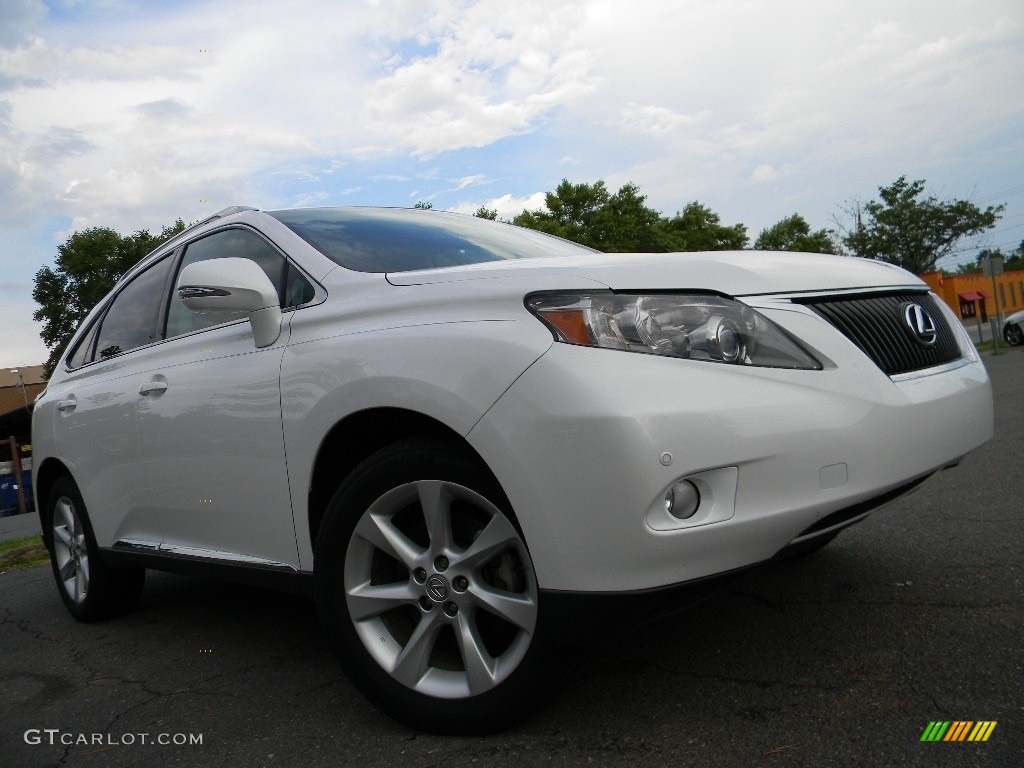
top-left (177, 257), bottom-right (282, 348)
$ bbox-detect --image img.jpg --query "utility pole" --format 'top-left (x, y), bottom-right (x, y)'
top-left (9, 369), bottom-right (29, 409)
top-left (982, 255), bottom-right (1004, 355)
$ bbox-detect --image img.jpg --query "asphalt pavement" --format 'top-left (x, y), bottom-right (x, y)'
top-left (1, 348), bottom-right (1021, 768)
top-left (0, 508), bottom-right (41, 544)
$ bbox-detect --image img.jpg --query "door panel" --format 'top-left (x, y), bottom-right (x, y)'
top-left (135, 318), bottom-right (298, 567)
top-left (52, 357), bottom-right (150, 547)
top-left (51, 255), bottom-right (176, 547)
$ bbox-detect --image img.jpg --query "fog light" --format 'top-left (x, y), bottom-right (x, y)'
top-left (664, 480), bottom-right (700, 519)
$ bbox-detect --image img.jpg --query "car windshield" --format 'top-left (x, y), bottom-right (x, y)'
top-left (268, 207), bottom-right (595, 273)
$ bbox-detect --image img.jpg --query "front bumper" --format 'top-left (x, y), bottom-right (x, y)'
top-left (467, 304), bottom-right (993, 593)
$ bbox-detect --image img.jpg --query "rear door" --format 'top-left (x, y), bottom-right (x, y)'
top-left (49, 254), bottom-right (176, 548)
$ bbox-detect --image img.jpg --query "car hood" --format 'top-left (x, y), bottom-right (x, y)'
top-left (386, 250), bottom-right (925, 296)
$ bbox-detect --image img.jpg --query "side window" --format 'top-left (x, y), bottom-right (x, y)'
top-left (165, 228), bottom-right (313, 339)
top-left (92, 256), bottom-right (175, 361)
top-left (66, 319), bottom-right (101, 369)
top-left (285, 261), bottom-right (316, 307)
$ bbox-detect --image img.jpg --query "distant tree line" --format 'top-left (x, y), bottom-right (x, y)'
top-left (952, 242), bottom-right (1024, 274)
top-left (484, 176), bottom-right (1003, 278)
top-left (481, 179), bottom-right (834, 256)
top-left (33, 176), bottom-right (1005, 377)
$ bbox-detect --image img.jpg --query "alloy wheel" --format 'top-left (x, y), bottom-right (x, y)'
top-left (344, 480), bottom-right (538, 699)
top-left (52, 495), bottom-right (90, 604)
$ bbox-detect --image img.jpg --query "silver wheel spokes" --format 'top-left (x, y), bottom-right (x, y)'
top-left (345, 480), bottom-right (538, 699)
top-left (53, 496), bottom-right (89, 604)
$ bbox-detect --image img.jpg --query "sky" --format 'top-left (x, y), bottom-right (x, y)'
top-left (1, 0), bottom-right (1022, 368)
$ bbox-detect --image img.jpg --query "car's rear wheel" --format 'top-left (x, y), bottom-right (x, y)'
top-left (1004, 323), bottom-right (1023, 346)
top-left (45, 476), bottom-right (145, 622)
top-left (315, 438), bottom-right (571, 734)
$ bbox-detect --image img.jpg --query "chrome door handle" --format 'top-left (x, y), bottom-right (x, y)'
top-left (139, 381), bottom-right (168, 396)
top-left (57, 399), bottom-right (77, 412)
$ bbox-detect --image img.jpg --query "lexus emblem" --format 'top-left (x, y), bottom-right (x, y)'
top-left (426, 575), bottom-right (449, 602)
top-left (903, 303), bottom-right (937, 346)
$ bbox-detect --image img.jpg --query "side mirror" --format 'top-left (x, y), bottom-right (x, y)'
top-left (177, 257), bottom-right (282, 347)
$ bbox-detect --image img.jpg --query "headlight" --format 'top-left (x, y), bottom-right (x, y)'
top-left (526, 292), bottom-right (821, 370)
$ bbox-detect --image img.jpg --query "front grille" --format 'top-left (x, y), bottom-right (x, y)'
top-left (797, 292), bottom-right (961, 376)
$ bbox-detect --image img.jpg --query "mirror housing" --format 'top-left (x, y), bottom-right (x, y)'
top-left (177, 257), bottom-right (282, 347)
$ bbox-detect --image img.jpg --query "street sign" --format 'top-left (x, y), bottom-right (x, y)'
top-left (982, 254), bottom-right (1003, 277)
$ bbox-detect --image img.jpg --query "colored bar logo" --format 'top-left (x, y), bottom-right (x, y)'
top-left (921, 721), bottom-right (997, 742)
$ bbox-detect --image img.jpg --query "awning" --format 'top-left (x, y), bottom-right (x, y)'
top-left (957, 291), bottom-right (987, 301)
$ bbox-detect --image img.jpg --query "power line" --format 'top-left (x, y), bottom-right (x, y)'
top-left (975, 185), bottom-right (1024, 204)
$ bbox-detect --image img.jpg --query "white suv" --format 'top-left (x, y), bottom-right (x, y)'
top-left (32, 206), bottom-right (993, 733)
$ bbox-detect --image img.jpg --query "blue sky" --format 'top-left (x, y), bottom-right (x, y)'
top-left (1, 0), bottom-right (1022, 367)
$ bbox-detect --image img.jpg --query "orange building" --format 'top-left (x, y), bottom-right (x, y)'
top-left (920, 269), bottom-right (1024, 323)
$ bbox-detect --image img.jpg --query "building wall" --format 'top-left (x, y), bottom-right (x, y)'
top-left (921, 269), bottom-right (1024, 320)
top-left (0, 365), bottom-right (46, 419)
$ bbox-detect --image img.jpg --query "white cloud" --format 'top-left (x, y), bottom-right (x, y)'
top-left (454, 174), bottom-right (487, 191)
top-left (361, 0), bottom-right (599, 156)
top-left (751, 164), bottom-right (776, 183)
top-left (616, 104), bottom-right (710, 136)
top-left (450, 192), bottom-right (548, 220)
top-left (1, 0), bottom-right (1022, 362)
top-left (0, 0), bottom-right (47, 48)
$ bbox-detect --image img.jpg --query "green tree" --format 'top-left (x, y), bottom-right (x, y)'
top-left (841, 176), bottom-right (1004, 274)
top-left (754, 213), bottom-right (835, 254)
top-left (955, 258), bottom-right (983, 275)
top-left (657, 202), bottom-right (748, 251)
top-left (513, 179), bottom-right (673, 252)
top-left (957, 242), bottom-right (1024, 274)
top-left (1007, 240), bottom-right (1024, 271)
top-left (413, 201), bottom-right (433, 209)
top-left (473, 206), bottom-right (498, 220)
top-left (33, 220), bottom-right (186, 377)
top-left (592, 182), bottom-right (667, 252)
top-left (513, 179), bottom-right (612, 247)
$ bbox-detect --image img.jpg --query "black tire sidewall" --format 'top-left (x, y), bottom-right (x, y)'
top-left (315, 438), bottom-right (571, 734)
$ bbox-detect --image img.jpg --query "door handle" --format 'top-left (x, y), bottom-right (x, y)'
top-left (57, 398), bottom-right (77, 412)
top-left (139, 381), bottom-right (168, 396)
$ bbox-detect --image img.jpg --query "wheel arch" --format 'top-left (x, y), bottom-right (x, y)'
top-left (34, 457), bottom-right (73, 547)
top-left (306, 407), bottom-right (500, 552)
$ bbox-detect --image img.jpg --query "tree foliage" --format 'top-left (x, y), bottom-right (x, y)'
top-left (955, 241), bottom-right (1024, 274)
top-left (658, 202), bottom-right (748, 251)
top-left (512, 179), bottom-right (747, 253)
top-left (840, 176), bottom-right (1004, 274)
top-left (33, 220), bottom-right (186, 377)
top-left (754, 213), bottom-right (835, 254)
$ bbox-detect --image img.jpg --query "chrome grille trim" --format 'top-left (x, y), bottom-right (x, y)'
top-left (797, 292), bottom-right (962, 376)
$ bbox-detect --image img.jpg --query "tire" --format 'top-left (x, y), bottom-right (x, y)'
top-left (45, 476), bottom-right (145, 622)
top-left (315, 438), bottom-right (572, 734)
top-left (1004, 323), bottom-right (1023, 346)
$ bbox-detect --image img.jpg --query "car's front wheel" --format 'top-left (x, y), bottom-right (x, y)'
top-left (315, 438), bottom-right (571, 734)
top-left (1004, 322), bottom-right (1023, 346)
top-left (45, 476), bottom-right (145, 621)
